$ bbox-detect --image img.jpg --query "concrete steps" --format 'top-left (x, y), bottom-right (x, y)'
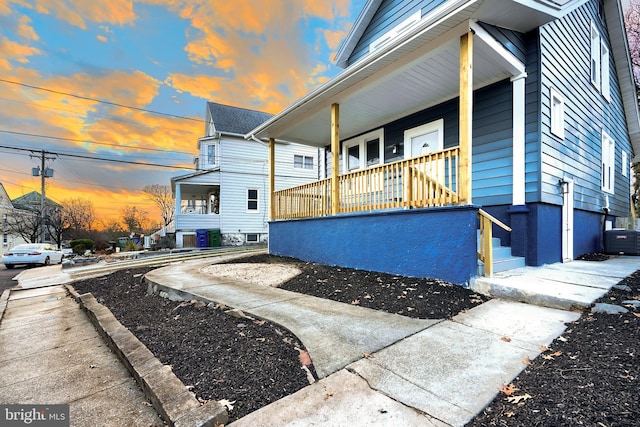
top-left (477, 236), bottom-right (525, 276)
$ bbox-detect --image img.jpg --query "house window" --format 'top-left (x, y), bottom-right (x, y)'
top-left (590, 21), bottom-right (610, 102)
top-left (342, 129), bottom-right (384, 172)
top-left (294, 155), bottom-right (314, 170)
top-left (550, 89), bottom-right (565, 139)
top-left (247, 189), bottom-right (259, 212)
top-left (404, 119), bottom-right (444, 158)
top-left (246, 233), bottom-right (259, 243)
top-left (590, 21), bottom-right (601, 89)
top-left (622, 150), bottom-right (628, 177)
top-left (207, 144), bottom-right (216, 165)
top-left (601, 131), bottom-right (615, 193)
top-left (601, 41), bottom-right (610, 101)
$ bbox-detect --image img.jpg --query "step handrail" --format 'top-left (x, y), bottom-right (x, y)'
top-left (477, 209), bottom-right (512, 277)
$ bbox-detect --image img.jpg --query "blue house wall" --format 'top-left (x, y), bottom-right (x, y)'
top-left (269, 206), bottom-right (479, 285)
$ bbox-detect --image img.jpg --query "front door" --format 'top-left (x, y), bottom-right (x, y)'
top-left (562, 179), bottom-right (574, 262)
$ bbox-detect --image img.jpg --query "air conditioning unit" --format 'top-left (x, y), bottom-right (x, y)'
top-left (604, 229), bottom-right (640, 255)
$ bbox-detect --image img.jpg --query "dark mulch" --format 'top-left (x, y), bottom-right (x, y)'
top-left (72, 268), bottom-right (313, 422)
top-left (468, 268), bottom-right (640, 427)
top-left (71, 254), bottom-right (640, 425)
top-left (576, 252), bottom-right (612, 261)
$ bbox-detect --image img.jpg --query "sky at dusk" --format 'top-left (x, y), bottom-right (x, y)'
top-left (0, 0), bottom-right (367, 227)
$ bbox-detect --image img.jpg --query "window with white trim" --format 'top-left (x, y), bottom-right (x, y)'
top-left (550, 89), bottom-right (565, 139)
top-left (247, 189), bottom-right (259, 212)
top-left (601, 131), bottom-right (615, 193)
top-left (294, 154), bottom-right (314, 170)
top-left (246, 233), bottom-right (259, 243)
top-left (342, 129), bottom-right (384, 172)
top-left (591, 21), bottom-right (601, 89)
top-left (622, 150), bottom-right (628, 177)
top-left (590, 20), bottom-right (610, 102)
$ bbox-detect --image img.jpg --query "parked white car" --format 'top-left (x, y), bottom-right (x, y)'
top-left (2, 243), bottom-right (64, 269)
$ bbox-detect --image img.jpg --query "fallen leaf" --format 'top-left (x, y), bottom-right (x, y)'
top-left (505, 411), bottom-right (515, 417)
top-left (557, 336), bottom-right (568, 342)
top-left (298, 351), bottom-right (312, 366)
top-left (218, 399), bottom-right (236, 411)
top-left (255, 337), bottom-right (266, 342)
top-left (522, 357), bottom-right (531, 365)
top-left (500, 383), bottom-right (519, 396)
top-left (351, 299), bottom-right (360, 305)
top-left (507, 394), bottom-right (532, 404)
top-left (254, 320), bottom-right (266, 326)
top-left (501, 336), bottom-right (512, 343)
top-left (362, 352), bottom-right (374, 358)
top-left (540, 345), bottom-right (549, 352)
top-left (552, 351), bottom-right (563, 357)
top-left (173, 314), bottom-right (181, 320)
top-left (324, 391), bottom-right (334, 400)
top-left (633, 313), bottom-right (640, 318)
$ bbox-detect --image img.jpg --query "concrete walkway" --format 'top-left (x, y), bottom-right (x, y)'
top-left (143, 255), bottom-right (639, 426)
top-left (0, 286), bottom-right (163, 426)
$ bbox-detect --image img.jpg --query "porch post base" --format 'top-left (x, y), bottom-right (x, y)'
top-left (508, 204), bottom-right (529, 261)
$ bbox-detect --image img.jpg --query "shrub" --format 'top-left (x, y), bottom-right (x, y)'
top-left (94, 241), bottom-right (111, 251)
top-left (72, 244), bottom-right (86, 255)
top-left (124, 240), bottom-right (138, 252)
top-left (70, 239), bottom-right (94, 252)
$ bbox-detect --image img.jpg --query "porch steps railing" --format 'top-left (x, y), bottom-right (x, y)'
top-left (477, 209), bottom-right (524, 276)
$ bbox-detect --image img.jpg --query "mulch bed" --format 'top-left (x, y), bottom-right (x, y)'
top-left (71, 253), bottom-right (640, 425)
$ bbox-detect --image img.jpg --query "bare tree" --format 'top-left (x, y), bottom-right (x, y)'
top-left (625, 0), bottom-right (640, 81)
top-left (61, 198), bottom-right (95, 240)
top-left (142, 184), bottom-right (175, 227)
top-left (5, 208), bottom-right (41, 243)
top-left (121, 206), bottom-right (150, 234)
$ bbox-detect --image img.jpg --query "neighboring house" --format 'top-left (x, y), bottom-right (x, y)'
top-left (9, 191), bottom-right (62, 245)
top-left (171, 102), bottom-right (318, 248)
top-left (247, 0), bottom-right (640, 285)
top-left (0, 183), bottom-right (29, 249)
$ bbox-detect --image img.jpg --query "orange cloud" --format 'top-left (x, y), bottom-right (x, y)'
top-left (0, 36), bottom-right (41, 64)
top-left (17, 14), bottom-right (39, 40)
top-left (96, 34), bottom-right (107, 42)
top-left (17, 0), bottom-right (136, 29)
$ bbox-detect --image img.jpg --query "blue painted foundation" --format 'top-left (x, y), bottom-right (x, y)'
top-left (269, 206), bottom-right (479, 286)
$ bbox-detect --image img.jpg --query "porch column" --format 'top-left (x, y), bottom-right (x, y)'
top-left (331, 103), bottom-right (340, 215)
top-left (175, 183), bottom-right (181, 217)
top-left (459, 31), bottom-right (473, 204)
top-left (512, 74), bottom-right (526, 206)
top-left (269, 138), bottom-right (275, 220)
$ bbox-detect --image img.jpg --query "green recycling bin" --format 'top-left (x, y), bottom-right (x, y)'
top-left (208, 229), bottom-right (221, 247)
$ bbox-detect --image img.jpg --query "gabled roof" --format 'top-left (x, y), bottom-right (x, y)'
top-left (11, 191), bottom-right (61, 209)
top-left (207, 102), bottom-right (273, 136)
top-left (334, 0), bottom-right (589, 68)
top-left (0, 183), bottom-right (13, 209)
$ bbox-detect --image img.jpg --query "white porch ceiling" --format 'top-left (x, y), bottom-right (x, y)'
top-left (255, 19), bottom-right (522, 147)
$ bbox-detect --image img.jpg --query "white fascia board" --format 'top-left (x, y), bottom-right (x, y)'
top-left (248, 0), bottom-right (479, 141)
top-left (335, 0), bottom-right (383, 68)
top-left (514, 0), bottom-right (588, 16)
top-left (604, 0), bottom-right (640, 160)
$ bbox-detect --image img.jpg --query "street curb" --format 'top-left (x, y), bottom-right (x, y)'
top-left (0, 289), bottom-right (10, 322)
top-left (67, 285), bottom-right (228, 427)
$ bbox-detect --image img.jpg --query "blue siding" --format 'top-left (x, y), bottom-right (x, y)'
top-left (538, 0), bottom-right (633, 217)
top-left (269, 206), bottom-right (479, 285)
top-left (477, 22), bottom-right (527, 64)
top-left (348, 0), bottom-right (447, 66)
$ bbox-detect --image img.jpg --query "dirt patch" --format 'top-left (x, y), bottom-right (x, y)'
top-left (200, 263), bottom-right (301, 287)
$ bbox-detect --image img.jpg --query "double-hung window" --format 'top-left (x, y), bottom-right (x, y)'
top-left (550, 89), bottom-right (565, 139)
top-left (590, 21), bottom-right (610, 101)
top-left (247, 189), bottom-right (259, 212)
top-left (342, 129), bottom-right (384, 172)
top-left (294, 155), bottom-right (314, 170)
top-left (601, 131), bottom-right (615, 194)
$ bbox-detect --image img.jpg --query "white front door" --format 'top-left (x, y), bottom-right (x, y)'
top-left (562, 179), bottom-right (574, 262)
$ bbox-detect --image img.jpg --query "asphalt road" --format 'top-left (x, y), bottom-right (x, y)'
top-left (0, 265), bottom-right (24, 292)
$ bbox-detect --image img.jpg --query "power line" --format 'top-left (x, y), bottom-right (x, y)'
top-left (0, 145), bottom-right (198, 171)
top-left (0, 129), bottom-right (195, 156)
top-left (0, 78), bottom-right (205, 123)
top-left (0, 96), bottom-right (201, 136)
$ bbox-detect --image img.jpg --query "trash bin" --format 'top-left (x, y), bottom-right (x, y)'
top-left (208, 229), bottom-right (221, 247)
top-left (196, 229), bottom-right (209, 248)
top-left (117, 237), bottom-right (129, 250)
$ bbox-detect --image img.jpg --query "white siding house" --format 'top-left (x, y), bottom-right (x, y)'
top-left (171, 103), bottom-right (318, 248)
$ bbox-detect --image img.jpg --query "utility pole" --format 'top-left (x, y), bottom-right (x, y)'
top-left (31, 150), bottom-right (54, 243)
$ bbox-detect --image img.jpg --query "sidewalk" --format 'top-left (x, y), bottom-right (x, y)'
top-left (0, 285), bottom-right (163, 426)
top-left (144, 256), bottom-right (639, 426)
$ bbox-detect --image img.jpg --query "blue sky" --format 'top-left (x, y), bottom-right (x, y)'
top-left (0, 0), bottom-right (367, 224)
